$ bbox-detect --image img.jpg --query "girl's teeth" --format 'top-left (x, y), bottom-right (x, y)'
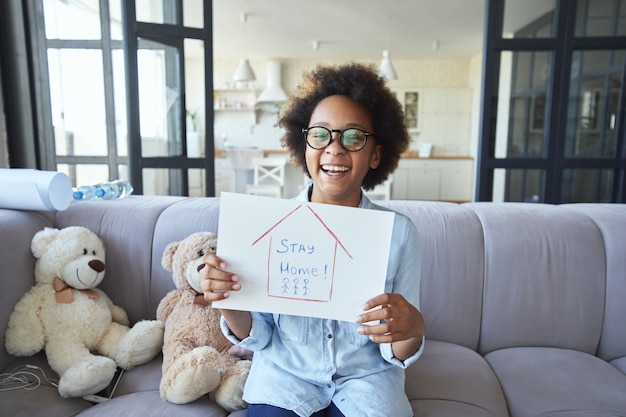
top-left (322, 165), bottom-right (349, 172)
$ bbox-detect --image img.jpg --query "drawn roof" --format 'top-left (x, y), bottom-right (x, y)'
top-left (251, 204), bottom-right (352, 259)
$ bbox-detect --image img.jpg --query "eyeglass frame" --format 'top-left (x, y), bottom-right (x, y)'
top-left (302, 126), bottom-right (374, 152)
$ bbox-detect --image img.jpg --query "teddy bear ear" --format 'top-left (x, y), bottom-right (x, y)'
top-left (31, 227), bottom-right (59, 258)
top-left (161, 240), bottom-right (180, 272)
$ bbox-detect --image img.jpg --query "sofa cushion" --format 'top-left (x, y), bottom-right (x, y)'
top-left (150, 197), bottom-right (222, 316)
top-left (610, 356), bottom-right (626, 374)
top-left (0, 209), bottom-right (54, 370)
top-left (113, 355), bottom-right (162, 396)
top-left (0, 354), bottom-right (92, 417)
top-left (563, 204), bottom-right (626, 363)
top-left (381, 201), bottom-right (485, 350)
top-left (406, 340), bottom-right (508, 417)
top-left (54, 196), bottom-right (184, 323)
top-left (76, 390), bottom-right (229, 417)
top-left (466, 203), bottom-right (605, 355)
top-left (485, 347), bottom-right (626, 417)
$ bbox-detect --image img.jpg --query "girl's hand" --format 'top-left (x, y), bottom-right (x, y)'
top-left (200, 253), bottom-right (241, 302)
top-left (355, 293), bottom-right (425, 360)
top-left (200, 253), bottom-right (252, 340)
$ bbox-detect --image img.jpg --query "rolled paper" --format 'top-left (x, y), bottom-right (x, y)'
top-left (0, 168), bottom-right (73, 211)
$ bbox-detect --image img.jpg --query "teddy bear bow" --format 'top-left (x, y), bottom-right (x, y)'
top-left (53, 276), bottom-right (101, 304)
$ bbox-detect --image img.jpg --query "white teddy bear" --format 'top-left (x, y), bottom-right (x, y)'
top-left (5, 226), bottom-right (164, 398)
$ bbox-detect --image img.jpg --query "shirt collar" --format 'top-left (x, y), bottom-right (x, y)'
top-left (295, 183), bottom-right (373, 209)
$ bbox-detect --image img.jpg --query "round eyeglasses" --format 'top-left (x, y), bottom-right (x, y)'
top-left (302, 126), bottom-right (373, 152)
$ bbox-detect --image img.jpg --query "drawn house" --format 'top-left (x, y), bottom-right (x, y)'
top-left (251, 204), bottom-right (352, 302)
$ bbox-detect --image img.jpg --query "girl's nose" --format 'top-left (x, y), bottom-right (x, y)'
top-left (325, 132), bottom-right (345, 155)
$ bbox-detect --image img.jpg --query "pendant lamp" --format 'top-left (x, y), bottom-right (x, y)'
top-left (378, 50), bottom-right (397, 80)
top-left (232, 13), bottom-right (256, 82)
top-left (233, 58), bottom-right (256, 82)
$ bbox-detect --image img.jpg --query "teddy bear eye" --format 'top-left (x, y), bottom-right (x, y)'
top-left (92, 250), bottom-right (96, 255)
top-left (83, 248), bottom-right (88, 255)
top-left (197, 250), bottom-right (204, 257)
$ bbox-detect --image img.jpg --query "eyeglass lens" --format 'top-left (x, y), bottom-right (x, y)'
top-left (305, 127), bottom-right (367, 152)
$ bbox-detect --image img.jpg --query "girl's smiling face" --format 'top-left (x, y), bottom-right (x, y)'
top-left (305, 95), bottom-right (382, 206)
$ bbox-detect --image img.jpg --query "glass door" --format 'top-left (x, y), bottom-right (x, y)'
top-left (123, 0), bottom-right (214, 196)
top-left (478, 0), bottom-right (626, 203)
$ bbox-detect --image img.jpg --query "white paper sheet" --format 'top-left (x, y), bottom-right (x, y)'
top-left (213, 192), bottom-right (395, 322)
top-left (0, 169), bottom-right (73, 211)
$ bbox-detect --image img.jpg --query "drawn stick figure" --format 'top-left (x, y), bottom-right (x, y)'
top-left (282, 278), bottom-right (290, 294)
top-left (293, 278), bottom-right (299, 296)
top-left (303, 279), bottom-right (309, 296)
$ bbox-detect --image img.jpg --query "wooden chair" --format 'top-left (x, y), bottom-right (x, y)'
top-left (246, 157), bottom-right (288, 198)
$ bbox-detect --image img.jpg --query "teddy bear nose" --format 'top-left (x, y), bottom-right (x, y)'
top-left (197, 263), bottom-right (206, 273)
top-left (89, 259), bottom-right (105, 273)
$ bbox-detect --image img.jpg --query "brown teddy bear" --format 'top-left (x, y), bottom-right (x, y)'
top-left (157, 231), bottom-right (251, 411)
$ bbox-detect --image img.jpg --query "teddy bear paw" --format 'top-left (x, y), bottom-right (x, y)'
top-left (162, 364), bottom-right (221, 404)
top-left (211, 361), bottom-right (250, 412)
top-left (160, 346), bottom-right (226, 404)
top-left (115, 320), bottom-right (164, 369)
top-left (58, 356), bottom-right (117, 398)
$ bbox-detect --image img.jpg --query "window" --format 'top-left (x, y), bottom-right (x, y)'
top-left (21, 0), bottom-right (214, 196)
top-left (478, 0), bottom-right (626, 203)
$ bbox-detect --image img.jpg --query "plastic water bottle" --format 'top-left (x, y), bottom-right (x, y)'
top-left (73, 180), bottom-right (133, 201)
top-left (73, 185), bottom-right (97, 201)
top-left (94, 180), bottom-right (134, 199)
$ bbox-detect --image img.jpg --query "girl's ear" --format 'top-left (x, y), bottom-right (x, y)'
top-left (370, 144), bottom-right (382, 169)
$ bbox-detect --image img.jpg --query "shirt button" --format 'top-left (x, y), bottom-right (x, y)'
top-left (327, 334), bottom-right (332, 339)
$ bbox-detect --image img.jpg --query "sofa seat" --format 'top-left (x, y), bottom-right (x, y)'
top-left (486, 347), bottom-right (626, 416)
top-left (78, 391), bottom-right (229, 417)
top-left (406, 340), bottom-right (508, 417)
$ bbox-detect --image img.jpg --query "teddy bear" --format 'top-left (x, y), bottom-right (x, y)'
top-left (157, 231), bottom-right (252, 411)
top-left (4, 226), bottom-right (164, 398)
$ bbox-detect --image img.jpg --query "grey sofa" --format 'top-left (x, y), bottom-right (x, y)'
top-left (1, 196), bottom-right (626, 417)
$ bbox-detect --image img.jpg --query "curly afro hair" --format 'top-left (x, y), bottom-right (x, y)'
top-left (279, 62), bottom-right (411, 191)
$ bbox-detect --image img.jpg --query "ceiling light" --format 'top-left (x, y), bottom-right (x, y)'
top-left (378, 50), bottom-right (397, 80)
top-left (232, 13), bottom-right (255, 82)
top-left (379, 16), bottom-right (397, 80)
top-left (233, 58), bottom-right (256, 82)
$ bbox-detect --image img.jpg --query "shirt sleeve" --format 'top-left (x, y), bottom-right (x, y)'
top-left (381, 334), bottom-right (425, 368)
top-left (380, 212), bottom-right (425, 368)
top-left (220, 311), bottom-right (274, 351)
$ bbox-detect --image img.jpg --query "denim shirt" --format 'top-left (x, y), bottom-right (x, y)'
top-left (221, 186), bottom-right (424, 417)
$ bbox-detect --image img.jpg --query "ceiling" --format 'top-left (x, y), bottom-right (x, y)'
top-left (212, 0), bottom-right (555, 61)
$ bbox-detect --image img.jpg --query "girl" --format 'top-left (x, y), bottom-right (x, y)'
top-left (201, 63), bottom-right (425, 417)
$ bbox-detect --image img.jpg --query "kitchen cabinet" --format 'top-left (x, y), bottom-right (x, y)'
top-left (393, 89), bottom-right (421, 133)
top-left (392, 158), bottom-right (473, 202)
top-left (419, 88), bottom-right (472, 155)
